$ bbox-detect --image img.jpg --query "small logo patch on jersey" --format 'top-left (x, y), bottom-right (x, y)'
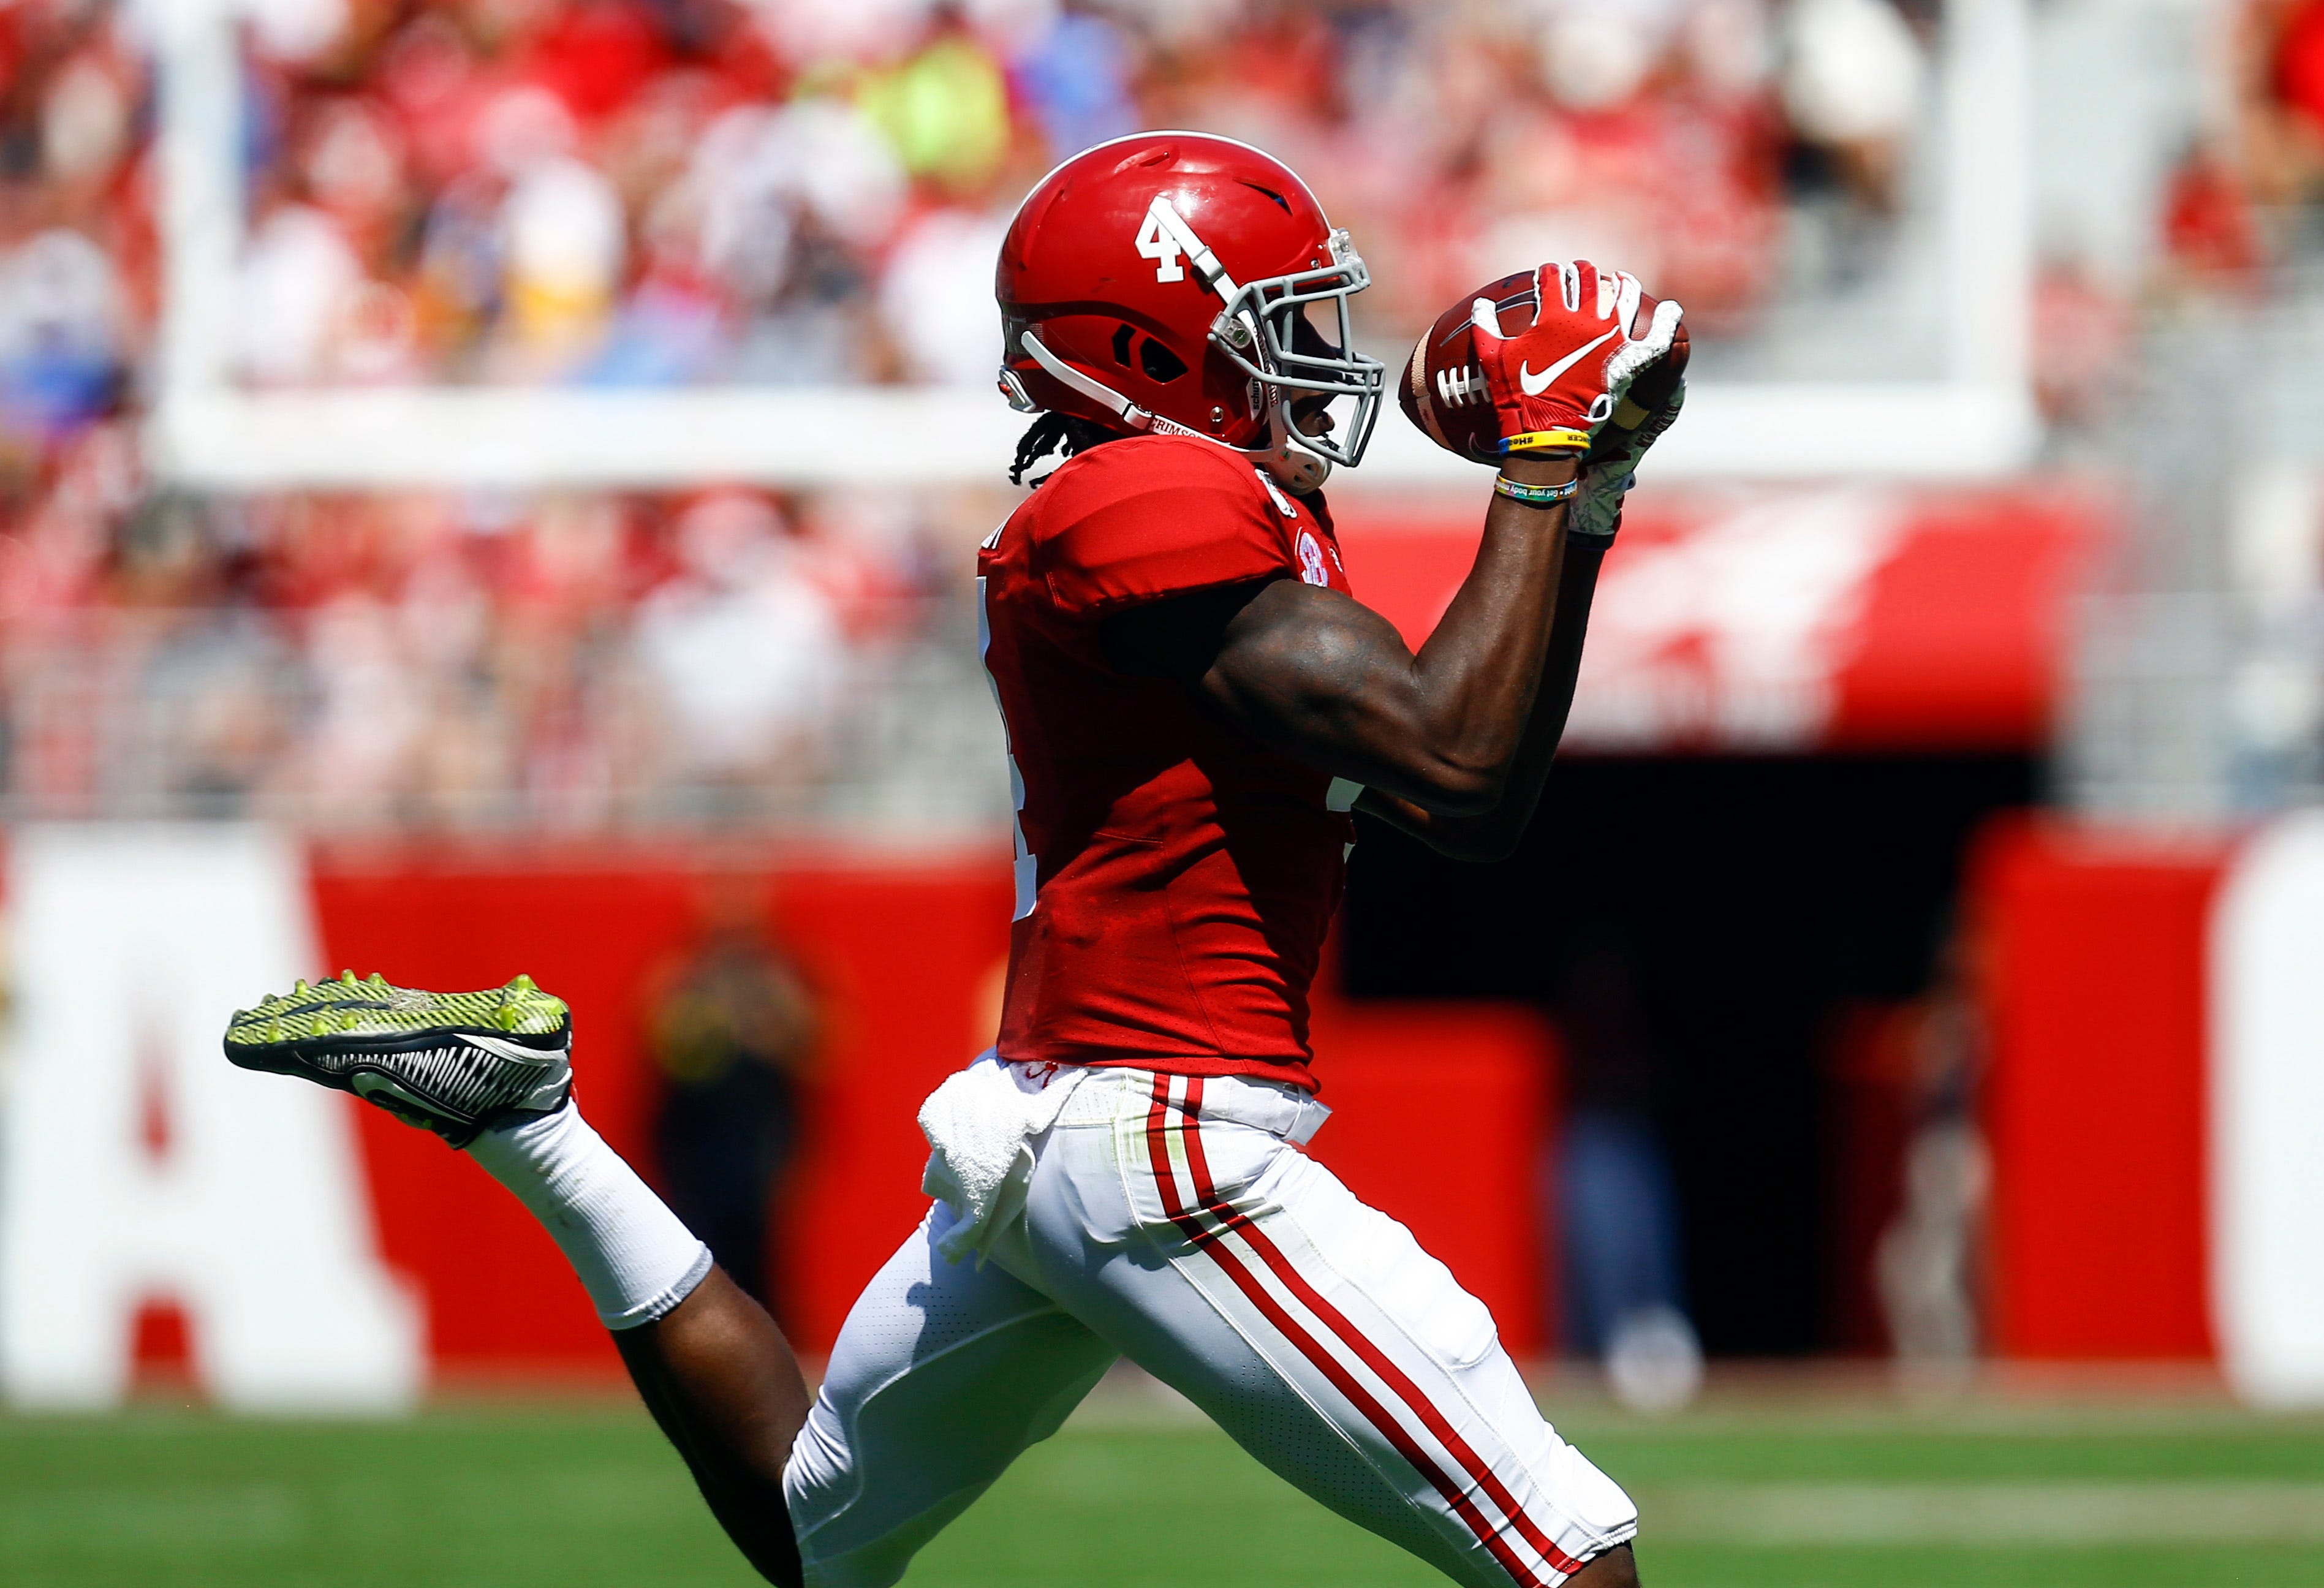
top-left (1296, 531), bottom-right (1330, 586)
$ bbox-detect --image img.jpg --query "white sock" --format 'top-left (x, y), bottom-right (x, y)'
top-left (466, 1103), bottom-right (713, 1330)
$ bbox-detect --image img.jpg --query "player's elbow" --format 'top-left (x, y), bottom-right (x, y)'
top-left (1403, 753), bottom-right (1507, 818)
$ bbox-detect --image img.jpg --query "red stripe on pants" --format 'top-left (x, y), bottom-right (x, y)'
top-left (1143, 1075), bottom-right (1562, 1586)
top-left (1181, 1100), bottom-right (1586, 1578)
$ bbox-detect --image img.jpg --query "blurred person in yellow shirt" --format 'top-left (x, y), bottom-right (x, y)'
top-left (643, 875), bottom-right (822, 1318)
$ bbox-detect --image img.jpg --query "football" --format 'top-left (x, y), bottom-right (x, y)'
top-left (1398, 269), bottom-right (1690, 466)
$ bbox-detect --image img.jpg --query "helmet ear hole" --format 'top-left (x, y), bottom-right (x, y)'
top-left (1110, 324), bottom-right (1136, 368)
top-left (1138, 338), bottom-right (1189, 383)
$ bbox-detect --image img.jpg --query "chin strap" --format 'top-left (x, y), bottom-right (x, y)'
top-left (1020, 330), bottom-right (1238, 448)
top-left (1020, 330), bottom-right (1329, 495)
top-left (1020, 331), bottom-right (1156, 433)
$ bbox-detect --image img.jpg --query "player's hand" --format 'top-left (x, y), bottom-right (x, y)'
top-left (1467, 260), bottom-right (1682, 456)
top-left (1569, 379), bottom-right (1686, 544)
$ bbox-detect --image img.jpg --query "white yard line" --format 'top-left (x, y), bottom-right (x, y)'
top-left (1639, 1481), bottom-right (2324, 1544)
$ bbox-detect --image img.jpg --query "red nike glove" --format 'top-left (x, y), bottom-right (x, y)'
top-left (1467, 260), bottom-right (1683, 456)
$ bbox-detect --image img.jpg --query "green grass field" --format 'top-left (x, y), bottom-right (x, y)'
top-left (8, 1385), bottom-right (2323, 1587)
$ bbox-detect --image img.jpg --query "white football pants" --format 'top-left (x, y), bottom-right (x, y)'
top-left (782, 1064), bottom-right (1638, 1587)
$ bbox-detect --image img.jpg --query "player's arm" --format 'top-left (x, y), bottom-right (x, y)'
top-left (1371, 350), bottom-right (1688, 860)
top-left (1103, 453), bottom-right (1596, 860)
top-left (1349, 524), bottom-right (1608, 861)
top-left (1107, 260), bottom-right (1677, 863)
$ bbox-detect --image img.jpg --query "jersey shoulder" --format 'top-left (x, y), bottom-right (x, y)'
top-left (1024, 434), bottom-right (1300, 619)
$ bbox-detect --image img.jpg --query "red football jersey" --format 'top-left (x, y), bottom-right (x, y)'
top-left (978, 434), bottom-right (1358, 1091)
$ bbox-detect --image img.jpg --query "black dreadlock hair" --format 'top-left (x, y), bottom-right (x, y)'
top-left (1009, 413), bottom-right (1128, 487)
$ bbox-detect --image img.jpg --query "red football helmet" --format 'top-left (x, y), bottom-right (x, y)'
top-left (995, 132), bottom-right (1383, 492)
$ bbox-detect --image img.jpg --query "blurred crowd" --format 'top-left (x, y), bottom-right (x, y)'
top-left (214, 0), bottom-right (1946, 388)
top-left (6, 0), bottom-right (2324, 826)
top-left (7, 0), bottom-right (1959, 414)
top-left (0, 0), bottom-right (1954, 827)
top-left (0, 466), bottom-right (1010, 828)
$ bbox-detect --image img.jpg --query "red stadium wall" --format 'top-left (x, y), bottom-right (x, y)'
top-left (320, 820), bottom-right (2235, 1379)
top-left (1335, 486), bottom-right (2103, 752)
top-left (1309, 999), bottom-right (1554, 1359)
top-left (1971, 820), bottom-right (2230, 1360)
top-left (309, 846), bottom-right (1555, 1380)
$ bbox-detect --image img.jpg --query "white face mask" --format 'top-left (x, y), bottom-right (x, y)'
top-left (1206, 227), bottom-right (1383, 477)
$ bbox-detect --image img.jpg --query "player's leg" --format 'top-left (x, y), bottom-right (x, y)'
top-left (615, 1268), bottom-right (811, 1586)
top-left (782, 1201), bottom-right (1119, 1588)
top-left (1010, 1070), bottom-right (1640, 1588)
top-left (222, 977), bottom-right (814, 1586)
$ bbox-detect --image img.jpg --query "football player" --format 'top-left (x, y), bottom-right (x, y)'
top-left (225, 133), bottom-right (1682, 1588)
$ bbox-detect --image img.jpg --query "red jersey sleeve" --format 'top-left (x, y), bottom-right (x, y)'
top-left (1032, 436), bottom-right (1295, 619)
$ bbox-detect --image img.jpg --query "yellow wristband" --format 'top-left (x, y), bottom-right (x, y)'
top-left (1500, 428), bottom-right (1592, 455)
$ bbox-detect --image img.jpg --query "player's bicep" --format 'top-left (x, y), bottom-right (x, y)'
top-left (1100, 578), bottom-right (1283, 686)
top-left (1105, 579), bottom-right (1489, 811)
top-left (1200, 582), bottom-right (1501, 804)
top-left (1199, 580), bottom-right (1421, 738)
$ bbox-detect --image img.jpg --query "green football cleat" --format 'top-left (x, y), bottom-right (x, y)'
top-left (223, 970), bottom-right (573, 1147)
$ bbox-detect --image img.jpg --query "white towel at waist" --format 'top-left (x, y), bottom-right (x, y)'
top-left (917, 1049), bottom-right (1088, 1265)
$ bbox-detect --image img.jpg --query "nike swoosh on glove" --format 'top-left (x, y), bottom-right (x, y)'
top-left (1468, 260), bottom-right (1682, 455)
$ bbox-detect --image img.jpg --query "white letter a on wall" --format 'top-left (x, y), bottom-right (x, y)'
top-left (0, 825), bottom-right (421, 1410)
top-left (2213, 811), bottom-right (2324, 1408)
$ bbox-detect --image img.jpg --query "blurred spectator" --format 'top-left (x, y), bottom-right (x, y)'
top-left (635, 491), bottom-right (843, 818)
top-left (2225, 0), bottom-right (2324, 274)
top-left (145, 608), bottom-right (297, 818)
top-left (2243, 0), bottom-right (2324, 210)
top-left (2160, 140), bottom-right (2266, 289)
top-left (1874, 928), bottom-right (1988, 1382)
top-left (1013, 5), bottom-right (1137, 158)
top-left (2031, 257), bottom-right (2133, 429)
top-left (881, 204), bottom-right (1012, 385)
top-left (643, 875), bottom-right (821, 1314)
top-left (686, 93), bottom-right (903, 383)
top-left (237, 205), bottom-right (365, 383)
top-left (857, 19), bottom-right (1013, 195)
top-left (296, 593), bottom-right (431, 826)
top-left (1779, 0), bottom-right (1926, 216)
top-left (1537, 1), bottom-right (1667, 117)
top-left (1549, 935), bottom-right (1703, 1412)
top-left (0, 229), bottom-right (126, 439)
top-left (497, 138), bottom-right (627, 376)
